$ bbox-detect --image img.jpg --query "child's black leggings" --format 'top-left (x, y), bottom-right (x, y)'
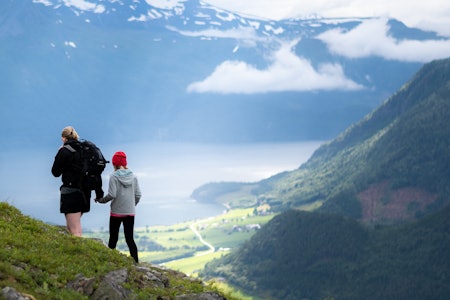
top-left (108, 215), bottom-right (139, 263)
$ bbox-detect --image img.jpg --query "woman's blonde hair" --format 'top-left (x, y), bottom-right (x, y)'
top-left (61, 126), bottom-right (79, 141)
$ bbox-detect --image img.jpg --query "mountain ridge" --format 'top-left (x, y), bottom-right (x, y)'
top-left (195, 55), bottom-right (450, 299)
top-left (193, 57), bottom-right (450, 224)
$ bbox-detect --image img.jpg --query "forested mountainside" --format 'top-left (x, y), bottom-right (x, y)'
top-left (198, 57), bottom-right (450, 299)
top-left (192, 57), bottom-right (450, 225)
top-left (202, 204), bottom-right (450, 300)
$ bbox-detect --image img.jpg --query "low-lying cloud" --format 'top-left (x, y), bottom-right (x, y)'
top-left (317, 18), bottom-right (450, 63)
top-left (187, 40), bottom-right (363, 94)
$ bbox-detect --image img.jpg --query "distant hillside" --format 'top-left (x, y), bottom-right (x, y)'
top-left (202, 204), bottom-right (450, 300)
top-left (0, 202), bottom-right (227, 300)
top-left (192, 57), bottom-right (450, 225)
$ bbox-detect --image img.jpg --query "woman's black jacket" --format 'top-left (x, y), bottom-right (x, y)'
top-left (51, 139), bottom-right (82, 189)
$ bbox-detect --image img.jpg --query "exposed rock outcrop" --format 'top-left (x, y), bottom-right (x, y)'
top-left (2, 264), bottom-right (225, 300)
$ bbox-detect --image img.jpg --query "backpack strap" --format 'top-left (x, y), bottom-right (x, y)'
top-left (63, 144), bottom-right (77, 153)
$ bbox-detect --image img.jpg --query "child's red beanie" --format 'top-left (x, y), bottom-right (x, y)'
top-left (112, 151), bottom-right (127, 167)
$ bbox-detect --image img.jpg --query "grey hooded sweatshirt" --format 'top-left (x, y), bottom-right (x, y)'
top-left (97, 169), bottom-right (141, 215)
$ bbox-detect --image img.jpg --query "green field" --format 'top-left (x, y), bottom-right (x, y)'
top-left (84, 207), bottom-right (274, 299)
top-left (85, 208), bottom-right (274, 270)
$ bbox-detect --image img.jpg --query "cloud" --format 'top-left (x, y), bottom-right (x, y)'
top-left (188, 2), bottom-right (450, 94)
top-left (317, 18), bottom-right (450, 63)
top-left (187, 40), bottom-right (363, 94)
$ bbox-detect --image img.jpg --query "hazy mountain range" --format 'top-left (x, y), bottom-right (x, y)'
top-left (2, 0), bottom-right (446, 148)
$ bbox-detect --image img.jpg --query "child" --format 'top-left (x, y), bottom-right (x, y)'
top-left (96, 151), bottom-right (141, 263)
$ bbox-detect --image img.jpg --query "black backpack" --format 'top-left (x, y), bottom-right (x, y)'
top-left (64, 140), bottom-right (109, 191)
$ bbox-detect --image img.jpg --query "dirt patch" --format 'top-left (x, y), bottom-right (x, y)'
top-left (358, 181), bottom-right (436, 224)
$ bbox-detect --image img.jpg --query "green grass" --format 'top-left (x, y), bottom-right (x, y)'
top-left (145, 225), bottom-right (202, 248)
top-left (0, 202), bottom-right (234, 299)
top-left (164, 251), bottom-right (229, 276)
top-left (0, 203), bottom-right (130, 299)
top-left (210, 281), bottom-right (264, 300)
top-left (131, 208), bottom-right (275, 264)
top-left (83, 205), bottom-right (277, 300)
top-left (83, 206), bottom-right (276, 299)
top-left (85, 208), bottom-right (275, 265)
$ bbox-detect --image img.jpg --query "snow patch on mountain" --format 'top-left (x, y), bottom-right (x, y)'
top-left (145, 0), bottom-right (186, 10)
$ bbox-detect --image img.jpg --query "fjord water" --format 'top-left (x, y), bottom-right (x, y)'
top-left (0, 142), bottom-right (322, 229)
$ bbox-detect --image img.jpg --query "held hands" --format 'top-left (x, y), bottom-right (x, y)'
top-left (94, 189), bottom-right (104, 203)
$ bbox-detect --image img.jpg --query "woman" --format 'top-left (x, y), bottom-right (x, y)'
top-left (51, 126), bottom-right (91, 236)
top-left (96, 151), bottom-right (141, 263)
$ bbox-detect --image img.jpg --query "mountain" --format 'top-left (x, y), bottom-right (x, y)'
top-left (202, 205), bottom-right (450, 300)
top-left (0, 0), bottom-right (438, 147)
top-left (192, 57), bottom-right (450, 225)
top-left (196, 56), bottom-right (450, 300)
top-left (0, 202), bottom-right (228, 300)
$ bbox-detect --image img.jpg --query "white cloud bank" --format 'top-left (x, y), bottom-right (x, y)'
top-left (187, 15), bottom-right (450, 94)
top-left (317, 18), bottom-right (450, 63)
top-left (187, 40), bottom-right (363, 94)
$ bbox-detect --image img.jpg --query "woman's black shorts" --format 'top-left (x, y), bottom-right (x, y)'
top-left (60, 190), bottom-right (90, 214)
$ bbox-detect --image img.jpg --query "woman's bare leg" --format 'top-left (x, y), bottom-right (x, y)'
top-left (65, 212), bottom-right (82, 236)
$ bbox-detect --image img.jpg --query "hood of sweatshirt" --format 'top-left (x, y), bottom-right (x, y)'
top-left (112, 169), bottom-right (134, 187)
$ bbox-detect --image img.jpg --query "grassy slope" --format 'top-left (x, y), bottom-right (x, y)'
top-left (0, 202), bottom-right (230, 300)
